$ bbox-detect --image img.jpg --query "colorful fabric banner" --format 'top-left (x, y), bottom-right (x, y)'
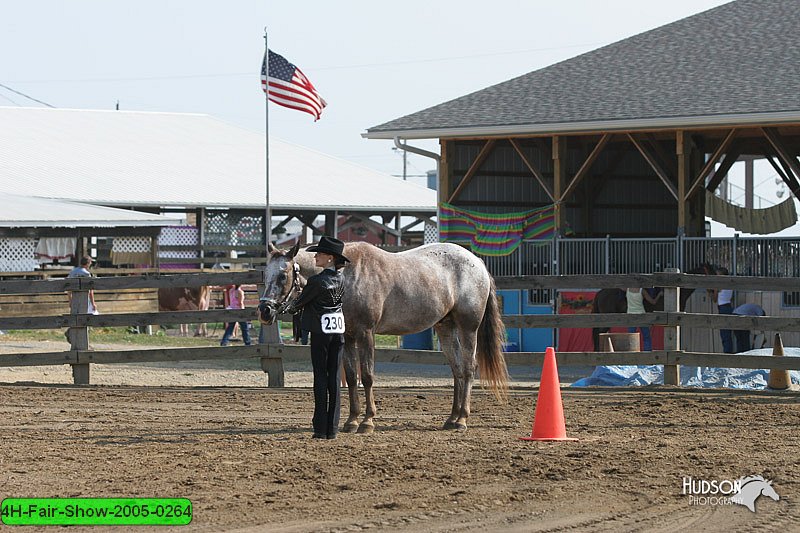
top-left (439, 203), bottom-right (555, 256)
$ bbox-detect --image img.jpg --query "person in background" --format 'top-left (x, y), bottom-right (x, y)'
top-left (67, 256), bottom-right (98, 314)
top-left (222, 284), bottom-right (240, 340)
top-left (626, 287), bottom-right (658, 351)
top-left (710, 267), bottom-right (734, 353)
top-left (220, 284), bottom-right (251, 346)
top-left (732, 302), bottom-right (766, 353)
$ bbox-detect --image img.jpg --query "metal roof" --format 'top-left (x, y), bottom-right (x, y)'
top-left (0, 107), bottom-right (436, 212)
top-left (0, 192), bottom-right (183, 228)
top-left (365, 0), bottom-right (800, 139)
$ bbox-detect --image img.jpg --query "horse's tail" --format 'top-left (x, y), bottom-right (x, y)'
top-left (477, 276), bottom-right (509, 401)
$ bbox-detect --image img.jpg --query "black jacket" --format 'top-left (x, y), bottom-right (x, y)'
top-left (285, 268), bottom-right (344, 334)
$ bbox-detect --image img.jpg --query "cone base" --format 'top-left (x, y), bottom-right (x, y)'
top-left (520, 436), bottom-right (578, 441)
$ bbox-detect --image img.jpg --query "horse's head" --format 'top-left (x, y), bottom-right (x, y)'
top-left (759, 479), bottom-right (780, 502)
top-left (732, 475), bottom-right (780, 512)
top-left (258, 242), bottom-right (302, 325)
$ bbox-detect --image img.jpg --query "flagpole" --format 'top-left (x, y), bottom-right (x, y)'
top-left (264, 29), bottom-right (271, 251)
top-left (261, 29), bottom-right (281, 347)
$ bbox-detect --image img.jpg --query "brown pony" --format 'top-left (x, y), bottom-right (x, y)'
top-left (158, 286), bottom-right (211, 336)
top-left (259, 241), bottom-right (508, 433)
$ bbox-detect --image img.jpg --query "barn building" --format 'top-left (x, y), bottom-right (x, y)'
top-left (0, 192), bottom-right (182, 271)
top-left (0, 107), bottom-right (436, 268)
top-left (365, 0), bottom-right (800, 352)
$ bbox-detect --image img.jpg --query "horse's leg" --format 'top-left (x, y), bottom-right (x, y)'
top-left (593, 327), bottom-right (609, 351)
top-left (341, 336), bottom-right (361, 433)
top-left (452, 326), bottom-right (478, 431)
top-left (436, 321), bottom-right (464, 430)
top-left (357, 331), bottom-right (377, 434)
top-left (180, 324), bottom-right (188, 337)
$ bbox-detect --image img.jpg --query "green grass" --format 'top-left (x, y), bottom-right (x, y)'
top-left (1, 325), bottom-right (401, 349)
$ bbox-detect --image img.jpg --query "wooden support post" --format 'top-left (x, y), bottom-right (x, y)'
top-left (197, 207), bottom-right (206, 267)
top-left (396, 211), bottom-right (402, 245)
top-left (258, 314), bottom-right (282, 343)
top-left (69, 288), bottom-right (90, 385)
top-left (257, 274), bottom-right (284, 386)
top-left (150, 234), bottom-right (159, 269)
top-left (663, 268), bottom-right (680, 386)
top-left (260, 344), bottom-right (285, 387)
top-left (553, 136), bottom-right (567, 235)
top-left (261, 357), bottom-right (285, 387)
top-left (676, 131), bottom-right (689, 235)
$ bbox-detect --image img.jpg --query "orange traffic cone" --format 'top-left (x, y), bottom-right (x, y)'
top-left (520, 347), bottom-right (578, 441)
top-left (767, 333), bottom-right (791, 390)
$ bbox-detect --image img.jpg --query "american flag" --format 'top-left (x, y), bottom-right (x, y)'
top-left (261, 50), bottom-right (326, 121)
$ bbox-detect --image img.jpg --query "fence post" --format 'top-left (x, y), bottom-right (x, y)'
top-left (257, 276), bottom-right (285, 387)
top-left (663, 268), bottom-right (680, 386)
top-left (261, 344), bottom-right (285, 387)
top-left (68, 288), bottom-right (91, 385)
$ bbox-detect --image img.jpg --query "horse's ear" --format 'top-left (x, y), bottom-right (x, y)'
top-left (287, 241), bottom-right (301, 259)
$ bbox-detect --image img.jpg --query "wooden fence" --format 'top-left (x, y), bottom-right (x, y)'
top-left (0, 271), bottom-right (799, 387)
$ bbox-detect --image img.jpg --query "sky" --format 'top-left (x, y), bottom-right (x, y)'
top-left (3, 0), bottom-right (796, 236)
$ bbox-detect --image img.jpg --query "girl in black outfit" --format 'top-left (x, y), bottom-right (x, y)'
top-left (284, 236), bottom-right (348, 439)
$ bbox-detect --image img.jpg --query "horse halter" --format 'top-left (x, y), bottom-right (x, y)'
top-left (262, 260), bottom-right (302, 312)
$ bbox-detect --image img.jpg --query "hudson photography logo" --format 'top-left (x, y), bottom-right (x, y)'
top-left (682, 475), bottom-right (780, 512)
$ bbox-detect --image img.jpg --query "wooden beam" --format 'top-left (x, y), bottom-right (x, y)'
top-left (271, 215), bottom-right (296, 236)
top-left (588, 147), bottom-right (627, 199)
top-left (684, 129), bottom-right (737, 201)
top-left (552, 136), bottom-right (567, 235)
top-left (776, 157), bottom-right (798, 191)
top-left (645, 133), bottom-right (678, 179)
top-left (765, 154), bottom-right (791, 183)
top-left (676, 131), bottom-right (689, 231)
top-left (403, 215), bottom-right (435, 231)
top-left (439, 140), bottom-right (451, 214)
top-left (448, 140), bottom-right (495, 203)
top-left (628, 133), bottom-right (678, 200)
top-left (561, 133), bottom-right (611, 200)
top-left (400, 219), bottom-right (422, 232)
top-left (761, 127), bottom-right (800, 199)
top-left (705, 148), bottom-right (741, 193)
top-left (662, 268), bottom-right (680, 385)
top-left (348, 213), bottom-right (400, 236)
top-left (508, 138), bottom-right (554, 201)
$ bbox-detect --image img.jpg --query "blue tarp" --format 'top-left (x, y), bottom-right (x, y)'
top-left (571, 348), bottom-right (800, 389)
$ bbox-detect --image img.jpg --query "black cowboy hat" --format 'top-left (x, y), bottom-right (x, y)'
top-left (307, 236), bottom-right (350, 262)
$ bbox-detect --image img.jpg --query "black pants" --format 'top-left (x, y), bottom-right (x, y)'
top-left (734, 329), bottom-right (751, 353)
top-left (310, 332), bottom-right (343, 436)
top-left (718, 303), bottom-right (734, 353)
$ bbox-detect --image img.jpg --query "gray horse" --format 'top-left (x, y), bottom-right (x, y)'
top-left (259, 241), bottom-right (508, 433)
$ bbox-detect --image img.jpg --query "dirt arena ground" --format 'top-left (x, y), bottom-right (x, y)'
top-left (1, 379), bottom-right (797, 532)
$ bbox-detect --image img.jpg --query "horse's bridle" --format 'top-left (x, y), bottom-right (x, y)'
top-left (282, 261), bottom-right (303, 311)
top-left (261, 260), bottom-right (303, 314)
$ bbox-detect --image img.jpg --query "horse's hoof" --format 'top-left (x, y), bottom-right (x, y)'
top-left (442, 420), bottom-right (458, 430)
top-left (342, 422), bottom-right (359, 433)
top-left (356, 423), bottom-right (374, 435)
top-left (454, 423), bottom-right (467, 432)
